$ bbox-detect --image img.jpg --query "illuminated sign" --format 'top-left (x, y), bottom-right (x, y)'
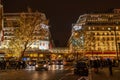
top-left (35, 24), bottom-right (49, 31)
top-left (39, 40), bottom-right (49, 50)
top-left (73, 25), bottom-right (82, 31)
top-left (40, 24), bottom-right (49, 29)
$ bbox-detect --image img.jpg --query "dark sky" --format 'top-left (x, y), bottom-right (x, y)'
top-left (2, 0), bottom-right (120, 47)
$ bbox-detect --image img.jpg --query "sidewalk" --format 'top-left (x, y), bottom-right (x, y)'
top-left (91, 67), bottom-right (120, 80)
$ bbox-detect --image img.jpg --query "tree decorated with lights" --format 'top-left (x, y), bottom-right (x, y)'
top-left (4, 8), bottom-right (49, 60)
top-left (72, 31), bottom-right (84, 51)
top-left (71, 25), bottom-right (85, 59)
top-left (71, 26), bottom-right (95, 58)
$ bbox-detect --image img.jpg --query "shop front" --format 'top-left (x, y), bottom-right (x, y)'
top-left (24, 50), bottom-right (51, 61)
top-left (85, 51), bottom-right (116, 59)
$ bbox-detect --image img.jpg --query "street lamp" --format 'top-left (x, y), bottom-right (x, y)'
top-left (108, 27), bottom-right (119, 60)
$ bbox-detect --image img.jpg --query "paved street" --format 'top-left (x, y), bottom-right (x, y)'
top-left (0, 66), bottom-right (81, 80)
top-left (91, 67), bottom-right (120, 80)
top-left (0, 66), bottom-right (120, 80)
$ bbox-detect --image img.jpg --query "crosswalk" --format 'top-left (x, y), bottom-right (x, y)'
top-left (63, 66), bottom-right (74, 71)
top-left (48, 65), bottom-right (74, 70)
top-left (25, 65), bottom-right (74, 71)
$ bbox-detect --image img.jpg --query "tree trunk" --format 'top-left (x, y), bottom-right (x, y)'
top-left (19, 50), bottom-right (25, 61)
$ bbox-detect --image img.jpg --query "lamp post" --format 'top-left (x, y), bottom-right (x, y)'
top-left (108, 27), bottom-right (119, 60)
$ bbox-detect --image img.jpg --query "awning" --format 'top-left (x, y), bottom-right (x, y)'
top-left (86, 51), bottom-right (116, 54)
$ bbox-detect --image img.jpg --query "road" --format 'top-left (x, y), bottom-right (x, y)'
top-left (0, 66), bottom-right (82, 80)
top-left (1, 65), bottom-right (119, 80)
top-left (91, 67), bottom-right (120, 80)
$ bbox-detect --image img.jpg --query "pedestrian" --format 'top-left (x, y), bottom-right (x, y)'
top-left (0, 61), bottom-right (2, 69)
top-left (93, 59), bottom-right (100, 73)
top-left (107, 58), bottom-right (113, 76)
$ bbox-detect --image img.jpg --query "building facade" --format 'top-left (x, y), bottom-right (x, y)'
top-left (70, 9), bottom-right (120, 59)
top-left (0, 4), bottom-right (53, 60)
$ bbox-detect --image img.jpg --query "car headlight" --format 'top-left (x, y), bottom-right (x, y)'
top-left (35, 65), bottom-right (38, 67)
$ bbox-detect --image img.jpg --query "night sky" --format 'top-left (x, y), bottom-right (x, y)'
top-left (2, 0), bottom-right (120, 47)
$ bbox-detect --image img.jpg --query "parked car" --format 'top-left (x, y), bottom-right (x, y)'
top-left (28, 60), bottom-right (36, 66)
top-left (64, 60), bottom-right (74, 66)
top-left (35, 60), bottom-right (48, 71)
top-left (56, 60), bottom-right (63, 65)
top-left (48, 60), bottom-right (56, 65)
top-left (74, 61), bottom-right (89, 76)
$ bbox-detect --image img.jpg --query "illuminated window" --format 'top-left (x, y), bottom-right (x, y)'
top-left (116, 26), bottom-right (119, 30)
top-left (104, 32), bottom-right (107, 35)
top-left (88, 27), bottom-right (91, 30)
top-left (33, 54), bottom-right (37, 57)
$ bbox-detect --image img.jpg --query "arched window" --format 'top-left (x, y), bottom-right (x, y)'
top-left (107, 32), bottom-right (109, 35)
top-left (97, 32), bottom-right (100, 35)
top-left (111, 32), bottom-right (114, 35)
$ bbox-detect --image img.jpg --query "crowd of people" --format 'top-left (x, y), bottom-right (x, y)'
top-left (89, 58), bottom-right (119, 75)
top-left (0, 58), bottom-right (119, 76)
top-left (0, 60), bottom-right (27, 70)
